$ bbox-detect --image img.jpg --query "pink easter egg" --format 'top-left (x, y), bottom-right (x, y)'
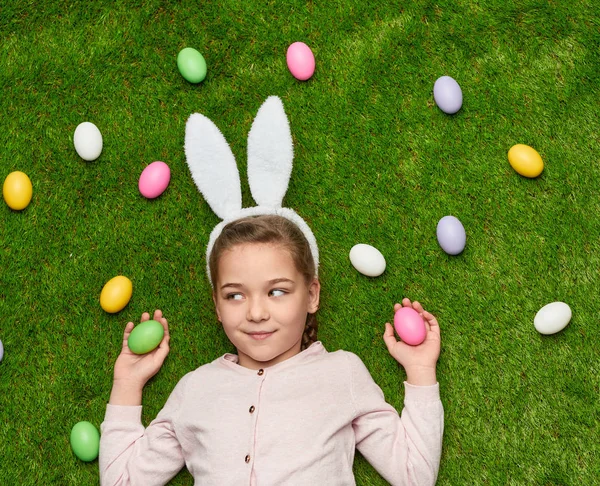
top-left (286, 42), bottom-right (315, 81)
top-left (393, 307), bottom-right (427, 346)
top-left (139, 161), bottom-right (171, 199)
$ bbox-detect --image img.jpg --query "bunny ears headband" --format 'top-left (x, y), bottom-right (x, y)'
top-left (184, 96), bottom-right (319, 286)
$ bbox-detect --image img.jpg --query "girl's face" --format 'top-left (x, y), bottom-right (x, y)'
top-left (213, 242), bottom-right (320, 370)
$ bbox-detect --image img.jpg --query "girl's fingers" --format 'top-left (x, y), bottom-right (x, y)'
top-left (383, 322), bottom-right (398, 354)
top-left (422, 311), bottom-right (440, 335)
top-left (393, 303), bottom-right (402, 312)
top-left (402, 298), bottom-right (411, 308)
top-left (122, 321), bottom-right (135, 347)
top-left (153, 309), bottom-right (163, 321)
top-left (412, 301), bottom-right (425, 314)
top-left (140, 312), bottom-right (150, 322)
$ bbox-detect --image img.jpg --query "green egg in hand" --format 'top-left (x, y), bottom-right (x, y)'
top-left (128, 320), bottom-right (164, 354)
top-left (70, 421), bottom-right (100, 462)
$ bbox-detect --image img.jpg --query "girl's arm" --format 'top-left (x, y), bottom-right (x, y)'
top-left (100, 310), bottom-right (186, 486)
top-left (351, 299), bottom-right (443, 486)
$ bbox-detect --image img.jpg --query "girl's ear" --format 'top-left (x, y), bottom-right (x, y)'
top-left (307, 278), bottom-right (320, 314)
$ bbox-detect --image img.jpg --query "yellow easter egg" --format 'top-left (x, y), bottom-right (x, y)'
top-left (3, 171), bottom-right (33, 210)
top-left (508, 144), bottom-right (544, 178)
top-left (100, 276), bottom-right (133, 313)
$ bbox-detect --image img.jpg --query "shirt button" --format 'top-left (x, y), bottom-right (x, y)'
top-left (245, 454), bottom-right (251, 463)
top-left (257, 369), bottom-right (264, 376)
top-left (249, 405), bottom-right (255, 413)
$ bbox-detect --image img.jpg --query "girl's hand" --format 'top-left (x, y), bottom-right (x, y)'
top-left (383, 298), bottom-right (441, 386)
top-left (112, 310), bottom-right (170, 391)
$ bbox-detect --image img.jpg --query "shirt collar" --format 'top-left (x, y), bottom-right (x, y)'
top-left (219, 341), bottom-right (326, 373)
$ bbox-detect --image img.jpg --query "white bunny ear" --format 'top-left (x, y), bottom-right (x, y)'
top-left (247, 96), bottom-right (293, 208)
top-left (184, 113), bottom-right (242, 220)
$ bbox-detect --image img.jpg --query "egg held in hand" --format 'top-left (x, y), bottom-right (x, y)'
top-left (128, 319), bottom-right (165, 354)
top-left (394, 307), bottom-right (427, 346)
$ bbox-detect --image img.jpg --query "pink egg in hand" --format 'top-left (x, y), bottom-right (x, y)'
top-left (394, 307), bottom-right (427, 346)
top-left (139, 161), bottom-right (171, 199)
top-left (286, 42), bottom-right (315, 81)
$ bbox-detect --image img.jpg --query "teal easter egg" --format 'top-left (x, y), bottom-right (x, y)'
top-left (128, 320), bottom-right (164, 354)
top-left (70, 421), bottom-right (100, 462)
top-left (177, 47), bottom-right (207, 83)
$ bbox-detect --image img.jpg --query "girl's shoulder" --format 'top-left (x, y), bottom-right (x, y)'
top-left (310, 346), bottom-right (372, 379)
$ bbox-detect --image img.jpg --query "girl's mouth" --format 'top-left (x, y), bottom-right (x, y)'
top-left (248, 332), bottom-right (275, 340)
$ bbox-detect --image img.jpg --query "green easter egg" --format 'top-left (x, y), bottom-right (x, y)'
top-left (128, 320), bottom-right (164, 354)
top-left (70, 421), bottom-right (100, 462)
top-left (177, 47), bottom-right (207, 83)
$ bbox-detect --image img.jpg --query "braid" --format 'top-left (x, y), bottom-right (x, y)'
top-left (301, 313), bottom-right (318, 351)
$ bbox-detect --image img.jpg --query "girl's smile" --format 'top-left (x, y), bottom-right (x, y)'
top-left (213, 242), bottom-right (320, 370)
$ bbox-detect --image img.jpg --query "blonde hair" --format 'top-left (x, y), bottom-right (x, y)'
top-left (209, 214), bottom-right (318, 350)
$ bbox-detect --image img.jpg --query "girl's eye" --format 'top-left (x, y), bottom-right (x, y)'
top-left (226, 293), bottom-right (243, 301)
top-left (270, 289), bottom-right (287, 297)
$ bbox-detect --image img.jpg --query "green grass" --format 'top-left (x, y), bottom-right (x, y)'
top-left (1, 0), bottom-right (599, 484)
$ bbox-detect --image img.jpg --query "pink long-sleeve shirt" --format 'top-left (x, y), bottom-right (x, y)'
top-left (100, 342), bottom-right (444, 485)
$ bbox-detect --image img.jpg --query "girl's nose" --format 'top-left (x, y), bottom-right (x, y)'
top-left (247, 298), bottom-right (269, 322)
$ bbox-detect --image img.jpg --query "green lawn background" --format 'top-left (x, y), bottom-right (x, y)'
top-left (0, 1), bottom-right (599, 484)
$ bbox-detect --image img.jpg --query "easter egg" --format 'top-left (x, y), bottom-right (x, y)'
top-left (177, 47), bottom-right (207, 83)
top-left (433, 76), bottom-right (463, 114)
top-left (100, 276), bottom-right (132, 313)
top-left (70, 421), bottom-right (100, 462)
top-left (286, 42), bottom-right (315, 81)
top-left (128, 320), bottom-right (165, 354)
top-left (508, 144), bottom-right (544, 178)
top-left (349, 244), bottom-right (386, 277)
top-left (394, 307), bottom-right (427, 346)
top-left (534, 302), bottom-right (572, 335)
top-left (436, 216), bottom-right (466, 255)
top-left (0, 339), bottom-right (4, 362)
top-left (3, 171), bottom-right (33, 210)
top-left (139, 161), bottom-right (171, 199)
top-left (74, 122), bottom-right (103, 161)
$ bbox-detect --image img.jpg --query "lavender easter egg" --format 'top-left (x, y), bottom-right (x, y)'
top-left (286, 42), bottom-right (315, 81)
top-left (139, 161), bottom-right (171, 199)
top-left (437, 216), bottom-right (466, 255)
top-left (394, 307), bottom-right (427, 346)
top-left (433, 76), bottom-right (463, 114)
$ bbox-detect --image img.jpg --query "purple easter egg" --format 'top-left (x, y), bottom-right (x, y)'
top-left (433, 76), bottom-right (463, 114)
top-left (436, 216), bottom-right (466, 255)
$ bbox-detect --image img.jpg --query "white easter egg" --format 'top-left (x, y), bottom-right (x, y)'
top-left (534, 302), bottom-right (572, 335)
top-left (74, 122), bottom-right (103, 161)
top-left (349, 244), bottom-right (386, 277)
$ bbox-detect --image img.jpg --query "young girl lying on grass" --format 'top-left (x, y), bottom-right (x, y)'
top-left (100, 97), bottom-right (443, 485)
